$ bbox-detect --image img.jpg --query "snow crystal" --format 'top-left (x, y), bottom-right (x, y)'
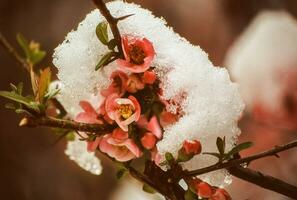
top-left (225, 11), bottom-right (297, 111)
top-left (53, 1), bottom-right (244, 186)
top-left (65, 137), bottom-right (102, 175)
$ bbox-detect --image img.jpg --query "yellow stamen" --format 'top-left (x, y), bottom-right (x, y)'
top-left (118, 104), bottom-right (134, 119)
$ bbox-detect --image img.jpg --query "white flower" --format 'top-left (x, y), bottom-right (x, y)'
top-left (225, 11), bottom-right (297, 112)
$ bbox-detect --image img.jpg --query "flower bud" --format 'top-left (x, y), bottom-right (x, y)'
top-left (142, 71), bottom-right (156, 84)
top-left (182, 140), bottom-right (202, 155)
top-left (211, 188), bottom-right (231, 200)
top-left (196, 182), bottom-right (213, 198)
top-left (141, 132), bottom-right (157, 150)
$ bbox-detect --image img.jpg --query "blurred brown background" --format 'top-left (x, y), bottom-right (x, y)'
top-left (1, 0), bottom-right (297, 199)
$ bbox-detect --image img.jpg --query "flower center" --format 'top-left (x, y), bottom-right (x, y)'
top-left (118, 104), bottom-right (134, 119)
top-left (129, 45), bottom-right (146, 65)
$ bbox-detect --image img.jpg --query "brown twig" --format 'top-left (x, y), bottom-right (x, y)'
top-left (0, 31), bottom-right (30, 71)
top-left (19, 116), bottom-right (115, 134)
top-left (92, 0), bottom-right (124, 57)
top-left (229, 167), bottom-right (297, 199)
top-left (186, 139), bottom-right (297, 177)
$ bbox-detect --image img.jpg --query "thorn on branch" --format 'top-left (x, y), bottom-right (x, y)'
top-left (92, 0), bottom-right (124, 57)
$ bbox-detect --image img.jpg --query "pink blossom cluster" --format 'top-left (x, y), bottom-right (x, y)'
top-left (190, 178), bottom-right (231, 200)
top-left (75, 36), bottom-right (178, 162)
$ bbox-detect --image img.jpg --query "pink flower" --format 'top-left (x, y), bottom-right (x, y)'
top-left (196, 182), bottom-right (213, 198)
top-left (101, 70), bottom-right (128, 97)
top-left (99, 128), bottom-right (142, 162)
top-left (182, 140), bottom-right (202, 155)
top-left (75, 101), bottom-right (103, 124)
top-left (75, 101), bottom-right (104, 152)
top-left (117, 36), bottom-right (155, 73)
top-left (141, 132), bottom-right (157, 150)
top-left (142, 71), bottom-right (157, 84)
top-left (105, 94), bottom-right (141, 131)
top-left (87, 137), bottom-right (101, 152)
top-left (210, 189), bottom-right (231, 200)
top-left (137, 115), bottom-right (162, 139)
top-left (125, 74), bottom-right (145, 93)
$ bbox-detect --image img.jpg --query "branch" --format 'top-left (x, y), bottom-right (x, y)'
top-left (229, 166), bottom-right (297, 199)
top-left (19, 116), bottom-right (114, 134)
top-left (0, 31), bottom-right (30, 71)
top-left (186, 139), bottom-right (297, 177)
top-left (92, 0), bottom-right (124, 57)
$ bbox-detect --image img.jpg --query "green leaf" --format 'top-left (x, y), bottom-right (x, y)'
top-left (185, 189), bottom-right (198, 200)
top-left (95, 52), bottom-right (116, 71)
top-left (216, 137), bottom-right (225, 155)
top-left (226, 142), bottom-right (253, 159)
top-left (15, 108), bottom-right (32, 115)
top-left (165, 152), bottom-right (174, 162)
top-left (17, 82), bottom-right (24, 95)
top-left (16, 33), bottom-right (30, 59)
top-left (30, 49), bottom-right (46, 65)
top-left (116, 168), bottom-right (127, 180)
top-left (37, 67), bottom-right (51, 103)
top-left (65, 131), bottom-right (75, 141)
top-left (10, 83), bottom-right (18, 92)
top-left (0, 91), bottom-right (30, 105)
top-left (142, 184), bottom-right (156, 194)
top-left (107, 39), bottom-right (117, 50)
top-left (203, 152), bottom-right (221, 159)
top-left (16, 33), bottom-right (46, 65)
top-left (96, 22), bottom-right (109, 45)
top-left (177, 149), bottom-right (194, 162)
top-left (44, 88), bottom-right (60, 101)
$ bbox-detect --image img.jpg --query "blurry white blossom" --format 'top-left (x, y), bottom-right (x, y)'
top-left (225, 11), bottom-right (297, 129)
top-left (53, 1), bottom-right (244, 185)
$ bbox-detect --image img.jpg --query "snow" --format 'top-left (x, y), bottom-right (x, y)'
top-left (53, 0), bottom-right (244, 186)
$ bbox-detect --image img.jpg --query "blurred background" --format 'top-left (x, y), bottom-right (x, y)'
top-left (1, 0), bottom-right (297, 199)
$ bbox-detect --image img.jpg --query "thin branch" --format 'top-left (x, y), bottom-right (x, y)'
top-left (229, 166), bottom-right (297, 199)
top-left (186, 139), bottom-right (297, 177)
top-left (0, 31), bottom-right (30, 71)
top-left (92, 0), bottom-right (124, 57)
top-left (19, 116), bottom-right (115, 134)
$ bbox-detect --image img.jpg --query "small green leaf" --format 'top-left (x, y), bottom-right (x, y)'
top-left (10, 83), bottom-right (18, 92)
top-left (142, 184), bottom-right (156, 194)
top-left (216, 137), bottom-right (225, 155)
top-left (0, 91), bottom-right (30, 105)
top-left (30, 49), bottom-right (46, 65)
top-left (185, 189), bottom-right (198, 200)
top-left (15, 108), bottom-right (32, 115)
top-left (116, 168), bottom-right (127, 180)
top-left (177, 149), bottom-right (194, 162)
top-left (17, 82), bottom-right (24, 95)
top-left (16, 33), bottom-right (30, 59)
top-left (95, 52), bottom-right (116, 71)
top-left (226, 142), bottom-right (253, 159)
top-left (165, 152), bottom-right (174, 162)
top-left (107, 39), bottom-right (117, 50)
top-left (96, 22), bottom-right (109, 45)
top-left (44, 88), bottom-right (60, 101)
top-left (16, 33), bottom-right (46, 65)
